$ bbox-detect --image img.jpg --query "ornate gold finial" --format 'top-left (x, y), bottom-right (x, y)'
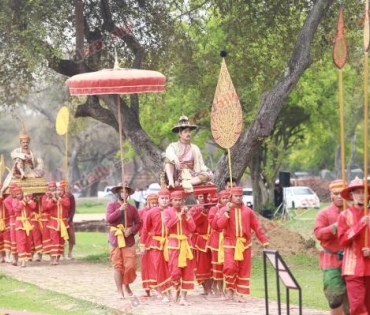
top-left (19, 120), bottom-right (30, 140)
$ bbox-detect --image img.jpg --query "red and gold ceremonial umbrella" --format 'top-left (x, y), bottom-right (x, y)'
top-left (66, 56), bottom-right (166, 183)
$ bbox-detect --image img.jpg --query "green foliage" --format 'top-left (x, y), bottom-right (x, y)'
top-left (251, 255), bottom-right (326, 310)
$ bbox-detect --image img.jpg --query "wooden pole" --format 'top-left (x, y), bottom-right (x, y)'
top-left (333, 6), bottom-right (348, 208)
top-left (363, 0), bottom-right (369, 247)
top-left (117, 95), bottom-right (125, 184)
top-left (227, 148), bottom-right (233, 187)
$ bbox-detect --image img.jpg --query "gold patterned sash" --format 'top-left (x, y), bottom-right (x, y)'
top-left (110, 224), bottom-right (126, 248)
top-left (16, 216), bottom-right (33, 236)
top-left (169, 233), bottom-right (194, 267)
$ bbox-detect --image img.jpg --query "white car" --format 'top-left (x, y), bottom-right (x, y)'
top-left (147, 183), bottom-right (161, 194)
top-left (283, 186), bottom-right (320, 209)
top-left (97, 186), bottom-right (115, 198)
top-left (242, 188), bottom-right (254, 208)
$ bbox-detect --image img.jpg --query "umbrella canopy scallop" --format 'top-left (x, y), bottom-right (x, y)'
top-left (66, 67), bottom-right (166, 95)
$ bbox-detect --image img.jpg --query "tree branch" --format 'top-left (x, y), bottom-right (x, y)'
top-left (213, 0), bottom-right (334, 188)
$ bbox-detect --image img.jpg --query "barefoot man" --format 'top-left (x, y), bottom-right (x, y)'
top-left (140, 189), bottom-right (173, 302)
top-left (164, 190), bottom-right (196, 305)
top-left (106, 182), bottom-right (142, 299)
top-left (217, 186), bottom-right (269, 302)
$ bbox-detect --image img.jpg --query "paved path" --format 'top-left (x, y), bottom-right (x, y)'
top-left (1, 260), bottom-right (329, 315)
top-left (74, 213), bottom-right (106, 222)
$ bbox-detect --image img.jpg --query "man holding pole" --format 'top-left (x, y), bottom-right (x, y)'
top-left (106, 182), bottom-right (142, 299)
top-left (314, 179), bottom-right (349, 315)
top-left (337, 177), bottom-right (370, 314)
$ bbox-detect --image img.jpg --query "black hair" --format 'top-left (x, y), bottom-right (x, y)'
top-left (225, 177), bottom-right (237, 185)
top-left (115, 188), bottom-right (124, 201)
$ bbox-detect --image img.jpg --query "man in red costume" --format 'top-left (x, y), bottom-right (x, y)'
top-left (4, 183), bottom-right (19, 265)
top-left (41, 181), bottom-right (57, 257)
top-left (338, 177), bottom-right (370, 315)
top-left (191, 195), bottom-right (213, 295)
top-left (45, 180), bottom-right (70, 265)
top-left (141, 189), bottom-right (173, 303)
top-left (12, 185), bottom-right (36, 267)
top-left (64, 180), bottom-right (76, 260)
top-left (30, 193), bottom-right (43, 262)
top-left (106, 182), bottom-right (142, 299)
top-left (138, 193), bottom-right (159, 297)
top-left (217, 186), bottom-right (269, 302)
top-left (207, 190), bottom-right (230, 297)
top-left (164, 190), bottom-right (196, 305)
top-left (314, 179), bottom-right (349, 315)
top-left (0, 184), bottom-right (11, 263)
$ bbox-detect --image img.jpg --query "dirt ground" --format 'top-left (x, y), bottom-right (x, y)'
top-left (254, 215), bottom-right (318, 257)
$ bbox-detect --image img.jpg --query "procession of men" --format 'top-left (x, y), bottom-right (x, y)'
top-left (0, 124), bottom-right (75, 267)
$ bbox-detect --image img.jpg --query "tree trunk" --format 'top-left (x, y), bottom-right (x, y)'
top-left (58, 0), bottom-right (333, 187)
top-left (213, 0), bottom-right (333, 188)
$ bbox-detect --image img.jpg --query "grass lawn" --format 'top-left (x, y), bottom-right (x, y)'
top-left (281, 203), bottom-right (329, 240)
top-left (251, 254), bottom-right (326, 310)
top-left (73, 232), bottom-right (110, 262)
top-left (75, 198), bottom-right (108, 214)
top-left (0, 274), bottom-right (115, 315)
top-left (75, 197), bottom-right (136, 214)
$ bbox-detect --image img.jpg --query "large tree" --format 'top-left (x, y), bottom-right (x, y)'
top-left (2, 0), bottom-right (363, 196)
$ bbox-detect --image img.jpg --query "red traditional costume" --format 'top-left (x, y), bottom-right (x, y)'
top-left (0, 195), bottom-right (11, 259)
top-left (67, 191), bottom-right (76, 250)
top-left (12, 187), bottom-right (36, 262)
top-left (106, 184), bottom-right (142, 287)
top-left (40, 181), bottom-right (57, 255)
top-left (337, 178), bottom-right (370, 314)
top-left (192, 204), bottom-right (212, 285)
top-left (313, 180), bottom-right (348, 312)
top-left (138, 193), bottom-right (159, 292)
top-left (140, 190), bottom-right (172, 293)
top-left (217, 187), bottom-right (269, 296)
top-left (30, 196), bottom-right (43, 255)
top-left (314, 203), bottom-right (343, 269)
top-left (164, 191), bottom-right (196, 293)
top-left (207, 190), bottom-right (230, 282)
top-left (44, 192), bottom-right (70, 257)
top-left (4, 184), bottom-right (18, 256)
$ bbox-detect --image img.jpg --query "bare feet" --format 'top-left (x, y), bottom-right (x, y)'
top-left (179, 298), bottom-right (190, 306)
top-left (162, 296), bottom-right (170, 303)
top-left (117, 291), bottom-right (125, 299)
top-left (234, 294), bottom-right (248, 303)
top-left (175, 290), bottom-right (180, 302)
top-left (34, 253), bottom-right (42, 262)
top-left (123, 284), bottom-right (133, 297)
top-left (225, 289), bottom-right (234, 301)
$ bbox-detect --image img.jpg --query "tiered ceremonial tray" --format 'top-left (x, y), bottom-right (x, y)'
top-left (3, 177), bottom-right (48, 195)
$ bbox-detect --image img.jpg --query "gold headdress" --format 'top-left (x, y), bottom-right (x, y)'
top-left (19, 121), bottom-right (30, 140)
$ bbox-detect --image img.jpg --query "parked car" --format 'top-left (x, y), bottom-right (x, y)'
top-left (146, 183), bottom-right (161, 194)
top-left (97, 186), bottom-right (114, 198)
top-left (283, 186), bottom-right (320, 209)
top-left (242, 188), bottom-right (254, 208)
